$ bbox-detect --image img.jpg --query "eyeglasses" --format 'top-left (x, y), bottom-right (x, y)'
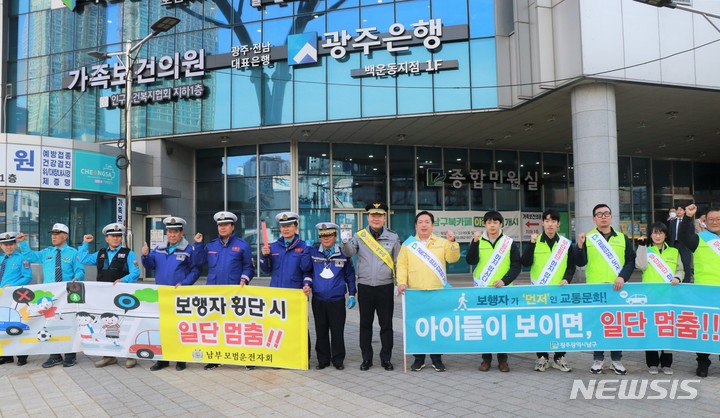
top-left (706, 218), bottom-right (720, 223)
top-left (594, 211), bottom-right (612, 218)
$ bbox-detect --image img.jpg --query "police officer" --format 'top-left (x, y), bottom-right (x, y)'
top-left (341, 202), bottom-right (400, 371)
top-left (18, 223), bottom-right (85, 368)
top-left (301, 223), bottom-right (356, 371)
top-left (141, 216), bottom-right (199, 371)
top-left (78, 222), bottom-right (140, 369)
top-left (193, 211), bottom-right (255, 370)
top-left (0, 232), bottom-right (32, 366)
top-left (576, 203), bottom-right (635, 375)
top-left (260, 212), bottom-right (307, 289)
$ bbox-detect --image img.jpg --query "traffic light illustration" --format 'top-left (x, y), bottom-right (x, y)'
top-left (67, 282), bottom-right (86, 303)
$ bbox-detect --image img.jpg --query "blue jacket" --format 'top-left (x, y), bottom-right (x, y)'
top-left (20, 242), bottom-right (85, 283)
top-left (0, 251), bottom-right (33, 287)
top-left (259, 235), bottom-right (307, 289)
top-left (301, 244), bottom-right (356, 302)
top-left (77, 242), bottom-right (140, 283)
top-left (194, 235), bottom-right (255, 285)
top-left (142, 238), bottom-right (200, 286)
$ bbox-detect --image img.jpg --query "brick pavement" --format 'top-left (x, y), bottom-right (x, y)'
top-left (1, 275), bottom-right (719, 417)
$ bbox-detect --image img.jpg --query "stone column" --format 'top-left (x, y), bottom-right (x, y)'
top-left (572, 82), bottom-right (619, 236)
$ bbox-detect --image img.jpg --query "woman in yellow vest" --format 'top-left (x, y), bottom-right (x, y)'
top-left (635, 222), bottom-right (683, 375)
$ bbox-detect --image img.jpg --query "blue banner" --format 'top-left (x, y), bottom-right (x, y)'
top-left (403, 283), bottom-right (720, 354)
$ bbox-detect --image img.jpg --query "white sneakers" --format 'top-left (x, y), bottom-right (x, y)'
top-left (551, 356), bottom-right (572, 372)
top-left (590, 360), bottom-right (604, 374)
top-left (648, 366), bottom-right (659, 375)
top-left (612, 361), bottom-right (627, 375)
top-left (534, 356), bottom-right (549, 372)
top-left (590, 360), bottom-right (627, 375)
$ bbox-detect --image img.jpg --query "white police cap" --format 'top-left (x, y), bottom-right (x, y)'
top-left (0, 232), bottom-right (17, 244)
top-left (276, 211), bottom-right (299, 226)
top-left (213, 211), bottom-right (238, 225)
top-left (50, 223), bottom-right (70, 234)
top-left (163, 216), bottom-right (187, 229)
top-left (315, 222), bottom-right (340, 236)
top-left (102, 223), bottom-right (125, 236)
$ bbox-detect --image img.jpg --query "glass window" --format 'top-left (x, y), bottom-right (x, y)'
top-left (494, 150), bottom-right (518, 211)
top-left (294, 57), bottom-right (327, 122)
top-left (360, 3), bottom-right (394, 29)
top-left (299, 209), bottom-right (331, 244)
top-left (332, 144), bottom-right (386, 209)
top-left (176, 2), bottom-right (204, 33)
top-left (50, 52), bottom-right (74, 91)
top-left (632, 157), bottom-right (650, 217)
top-left (28, 11), bottom-right (51, 57)
top-left (299, 142), bottom-right (330, 175)
top-left (231, 54), bottom-right (262, 127)
top-left (431, 0), bottom-right (467, 26)
top-left (390, 210), bottom-right (415, 242)
top-left (27, 93), bottom-right (50, 136)
top-left (8, 15), bottom-right (29, 61)
top-left (263, 61), bottom-right (294, 125)
top-left (470, 149), bottom-right (493, 210)
top-left (96, 90), bottom-right (122, 142)
top-left (234, 0), bottom-right (262, 23)
top-left (417, 147), bottom-right (442, 209)
top-left (49, 90), bottom-right (73, 138)
top-left (328, 53), bottom-right (361, 120)
top-left (520, 152), bottom-right (541, 212)
top-left (470, 38), bottom-right (498, 109)
top-left (294, 8), bottom-right (326, 35)
top-left (299, 142), bottom-right (331, 209)
top-left (205, 0), bottom-right (232, 27)
top-left (469, 0), bottom-right (495, 38)
top-left (98, 2), bottom-right (123, 47)
top-left (51, 9), bottom-right (73, 54)
top-left (361, 49), bottom-right (397, 117)
top-left (397, 46), bottom-right (433, 115)
top-left (653, 160), bottom-right (672, 195)
top-left (618, 156), bottom-right (631, 214)
top-left (27, 56), bottom-right (50, 95)
top-left (69, 193), bottom-right (97, 251)
top-left (197, 148), bottom-right (225, 181)
top-left (7, 97), bottom-right (28, 134)
top-left (673, 160), bottom-right (692, 195)
top-left (444, 148), bottom-right (469, 210)
top-left (542, 153), bottom-right (568, 210)
top-left (434, 42), bottom-right (471, 112)
top-left (259, 144), bottom-right (291, 210)
top-left (327, 7), bottom-right (358, 33)
top-left (39, 191), bottom-right (71, 249)
top-left (8, 60), bottom-right (28, 97)
top-left (123, 0), bottom-right (147, 41)
top-left (72, 90), bottom-right (97, 142)
top-left (74, 6), bottom-right (100, 50)
top-left (299, 176), bottom-right (332, 209)
top-left (396, 0), bottom-right (430, 27)
top-left (227, 146), bottom-right (257, 213)
top-left (262, 2), bottom-right (293, 19)
top-left (5, 190), bottom-right (40, 250)
top-left (389, 145), bottom-right (415, 209)
top-left (263, 17), bottom-right (293, 47)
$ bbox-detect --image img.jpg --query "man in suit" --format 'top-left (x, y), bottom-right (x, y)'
top-left (668, 205), bottom-right (694, 283)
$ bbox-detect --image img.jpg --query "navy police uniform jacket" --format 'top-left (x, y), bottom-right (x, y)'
top-left (301, 244), bottom-right (356, 302)
top-left (259, 235), bottom-right (307, 289)
top-left (142, 238), bottom-right (200, 286)
top-left (194, 235), bottom-right (254, 285)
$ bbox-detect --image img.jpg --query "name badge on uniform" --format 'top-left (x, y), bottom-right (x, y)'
top-left (99, 254), bottom-right (106, 259)
top-left (176, 254), bottom-right (186, 261)
top-left (334, 260), bottom-right (345, 267)
top-left (118, 253), bottom-right (126, 259)
top-left (23, 261), bottom-right (30, 268)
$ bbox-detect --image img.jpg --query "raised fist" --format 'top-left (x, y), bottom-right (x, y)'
top-left (530, 233), bottom-right (538, 244)
top-left (686, 204), bottom-right (697, 218)
top-left (577, 233), bottom-right (586, 248)
top-left (141, 242), bottom-right (150, 256)
top-left (194, 233), bottom-right (203, 243)
top-left (83, 234), bottom-right (94, 243)
top-left (340, 230), bottom-right (352, 243)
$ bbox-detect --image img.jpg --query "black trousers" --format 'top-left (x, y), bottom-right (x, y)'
top-left (312, 297), bottom-right (346, 366)
top-left (696, 353), bottom-right (720, 366)
top-left (537, 352), bottom-right (566, 360)
top-left (358, 283), bottom-right (394, 362)
top-left (414, 354), bottom-right (442, 363)
top-left (646, 350), bottom-right (672, 367)
top-left (482, 353), bottom-right (508, 362)
top-left (673, 240), bottom-right (694, 282)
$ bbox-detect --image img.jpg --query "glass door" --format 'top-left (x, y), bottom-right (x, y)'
top-left (333, 210), bottom-right (365, 267)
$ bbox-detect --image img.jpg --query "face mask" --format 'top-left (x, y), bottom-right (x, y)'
top-left (668, 211), bottom-right (677, 219)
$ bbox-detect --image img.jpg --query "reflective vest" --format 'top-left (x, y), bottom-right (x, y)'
top-left (96, 247), bottom-right (130, 283)
top-left (472, 237), bottom-right (512, 287)
top-left (694, 238), bottom-right (720, 285)
top-left (642, 244), bottom-right (678, 283)
top-left (530, 239), bottom-right (568, 285)
top-left (585, 229), bottom-right (626, 283)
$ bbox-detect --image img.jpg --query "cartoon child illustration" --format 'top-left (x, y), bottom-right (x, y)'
top-left (76, 311), bottom-right (98, 343)
top-left (100, 313), bottom-right (122, 346)
top-left (35, 297), bottom-right (62, 327)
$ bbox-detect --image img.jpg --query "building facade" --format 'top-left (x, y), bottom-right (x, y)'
top-left (2, 0), bottom-right (720, 274)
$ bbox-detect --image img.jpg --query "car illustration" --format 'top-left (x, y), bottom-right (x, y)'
top-left (626, 294), bottom-right (648, 305)
top-left (0, 307), bottom-right (31, 336)
top-left (129, 330), bottom-right (162, 359)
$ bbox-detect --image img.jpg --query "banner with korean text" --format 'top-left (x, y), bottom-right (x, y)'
top-left (403, 283), bottom-right (720, 355)
top-left (0, 283), bottom-right (308, 370)
top-left (159, 285), bottom-right (308, 369)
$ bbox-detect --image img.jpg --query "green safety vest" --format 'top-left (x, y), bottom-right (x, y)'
top-left (472, 237), bottom-right (512, 286)
top-left (530, 238), bottom-right (568, 285)
top-left (642, 244), bottom-right (678, 283)
top-left (585, 228), bottom-right (626, 283)
top-left (694, 238), bottom-right (720, 285)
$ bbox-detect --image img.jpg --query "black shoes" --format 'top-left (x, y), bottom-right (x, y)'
top-left (176, 362), bottom-right (186, 371)
top-left (150, 361), bottom-right (169, 371)
top-left (360, 360), bottom-right (372, 371)
top-left (697, 365), bottom-right (709, 378)
top-left (204, 363), bottom-right (220, 370)
top-left (315, 363), bottom-right (330, 370)
top-left (334, 364), bottom-right (344, 370)
top-left (381, 361), bottom-right (394, 371)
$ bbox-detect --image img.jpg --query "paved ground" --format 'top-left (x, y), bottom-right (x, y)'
top-left (2, 274), bottom-right (719, 417)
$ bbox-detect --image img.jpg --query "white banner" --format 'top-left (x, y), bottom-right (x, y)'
top-left (430, 211), bottom-right (521, 243)
top-left (6, 144), bottom-right (41, 188)
top-left (40, 147), bottom-right (73, 190)
top-left (521, 212), bottom-right (543, 241)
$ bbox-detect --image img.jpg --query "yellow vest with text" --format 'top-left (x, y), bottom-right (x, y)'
top-left (642, 245), bottom-right (679, 283)
top-left (530, 239), bottom-right (568, 285)
top-left (585, 229), bottom-right (626, 283)
top-left (472, 238), bottom-right (512, 286)
top-left (693, 237), bottom-right (720, 285)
